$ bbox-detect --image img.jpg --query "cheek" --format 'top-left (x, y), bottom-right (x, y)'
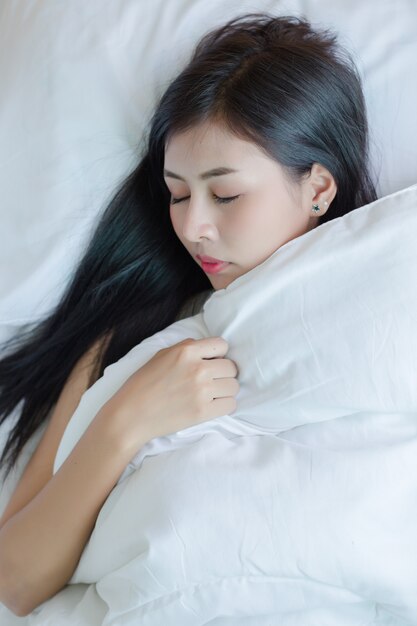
top-left (230, 205), bottom-right (262, 236)
top-left (231, 204), bottom-right (283, 255)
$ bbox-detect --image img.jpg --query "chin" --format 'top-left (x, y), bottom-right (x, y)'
top-left (211, 275), bottom-right (235, 290)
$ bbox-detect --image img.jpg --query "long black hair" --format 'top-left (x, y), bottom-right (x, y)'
top-left (0, 12), bottom-right (377, 476)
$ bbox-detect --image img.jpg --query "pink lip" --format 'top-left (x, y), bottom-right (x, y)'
top-left (197, 254), bottom-right (225, 264)
top-left (197, 255), bottom-right (230, 275)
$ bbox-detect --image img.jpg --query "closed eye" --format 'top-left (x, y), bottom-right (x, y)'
top-left (170, 195), bottom-right (240, 205)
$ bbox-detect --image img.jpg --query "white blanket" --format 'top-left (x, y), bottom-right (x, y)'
top-left (2, 0), bottom-right (417, 348)
top-left (3, 184), bottom-right (417, 625)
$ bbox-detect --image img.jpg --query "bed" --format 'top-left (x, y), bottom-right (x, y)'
top-left (0, 1), bottom-right (416, 624)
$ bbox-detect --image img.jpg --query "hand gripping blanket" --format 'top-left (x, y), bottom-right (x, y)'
top-left (11, 184), bottom-right (417, 626)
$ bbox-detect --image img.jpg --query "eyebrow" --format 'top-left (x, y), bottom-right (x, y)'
top-left (163, 167), bottom-right (239, 181)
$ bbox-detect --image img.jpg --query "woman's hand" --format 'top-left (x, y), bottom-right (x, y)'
top-left (102, 337), bottom-right (240, 449)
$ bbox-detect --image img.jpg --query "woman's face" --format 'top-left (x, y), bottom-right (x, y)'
top-left (164, 120), bottom-right (333, 290)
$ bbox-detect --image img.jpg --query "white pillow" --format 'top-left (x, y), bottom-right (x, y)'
top-left (1, 0), bottom-right (416, 343)
top-left (45, 184), bottom-right (417, 624)
top-left (55, 182), bottom-right (417, 474)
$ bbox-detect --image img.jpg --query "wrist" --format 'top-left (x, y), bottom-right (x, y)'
top-left (93, 399), bottom-right (153, 460)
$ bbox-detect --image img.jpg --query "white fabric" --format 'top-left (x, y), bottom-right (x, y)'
top-left (1, 0), bottom-right (417, 619)
top-left (1, 0), bottom-right (417, 345)
top-left (1, 183), bottom-right (413, 625)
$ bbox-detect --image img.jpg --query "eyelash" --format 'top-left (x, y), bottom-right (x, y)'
top-left (170, 194), bottom-right (240, 205)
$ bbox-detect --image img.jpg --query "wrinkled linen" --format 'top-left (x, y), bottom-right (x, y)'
top-left (3, 184), bottom-right (417, 625)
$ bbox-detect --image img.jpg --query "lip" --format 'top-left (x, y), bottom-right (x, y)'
top-left (197, 254), bottom-right (225, 264)
top-left (196, 255), bottom-right (230, 275)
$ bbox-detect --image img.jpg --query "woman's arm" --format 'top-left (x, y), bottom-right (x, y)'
top-left (0, 335), bottom-right (110, 529)
top-left (0, 334), bottom-right (120, 616)
top-left (0, 400), bottom-right (144, 617)
top-left (0, 335), bottom-right (238, 616)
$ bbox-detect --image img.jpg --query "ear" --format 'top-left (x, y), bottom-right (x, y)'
top-left (304, 163), bottom-right (337, 216)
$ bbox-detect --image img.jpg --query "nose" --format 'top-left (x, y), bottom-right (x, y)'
top-left (181, 198), bottom-right (218, 242)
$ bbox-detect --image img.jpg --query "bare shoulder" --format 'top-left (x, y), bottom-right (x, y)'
top-left (0, 333), bottom-right (113, 527)
top-left (30, 332), bottom-right (113, 462)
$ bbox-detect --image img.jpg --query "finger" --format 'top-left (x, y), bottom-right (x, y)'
top-left (206, 396), bottom-right (238, 419)
top-left (196, 336), bottom-right (229, 359)
top-left (211, 377), bottom-right (240, 399)
top-left (204, 357), bottom-right (239, 378)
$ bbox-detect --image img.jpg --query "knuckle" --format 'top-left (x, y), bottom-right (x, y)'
top-left (176, 340), bottom-right (195, 362)
top-left (211, 337), bottom-right (227, 353)
top-left (197, 381), bottom-right (210, 403)
top-left (191, 362), bottom-right (207, 384)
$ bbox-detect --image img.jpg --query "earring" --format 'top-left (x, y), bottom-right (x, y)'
top-left (312, 200), bottom-right (329, 214)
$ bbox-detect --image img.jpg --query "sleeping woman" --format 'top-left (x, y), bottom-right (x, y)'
top-left (0, 12), bottom-right (377, 617)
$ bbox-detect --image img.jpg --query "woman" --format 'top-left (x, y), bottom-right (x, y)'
top-left (0, 12), bottom-right (377, 616)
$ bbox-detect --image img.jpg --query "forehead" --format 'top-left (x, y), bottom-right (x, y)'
top-left (164, 120), bottom-right (267, 168)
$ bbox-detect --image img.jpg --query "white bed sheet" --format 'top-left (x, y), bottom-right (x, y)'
top-left (0, 0), bottom-right (416, 344)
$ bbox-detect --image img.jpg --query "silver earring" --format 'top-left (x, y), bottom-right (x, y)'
top-left (312, 203), bottom-right (320, 213)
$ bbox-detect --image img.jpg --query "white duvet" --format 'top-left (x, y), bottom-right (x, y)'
top-left (2, 184), bottom-right (417, 625)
